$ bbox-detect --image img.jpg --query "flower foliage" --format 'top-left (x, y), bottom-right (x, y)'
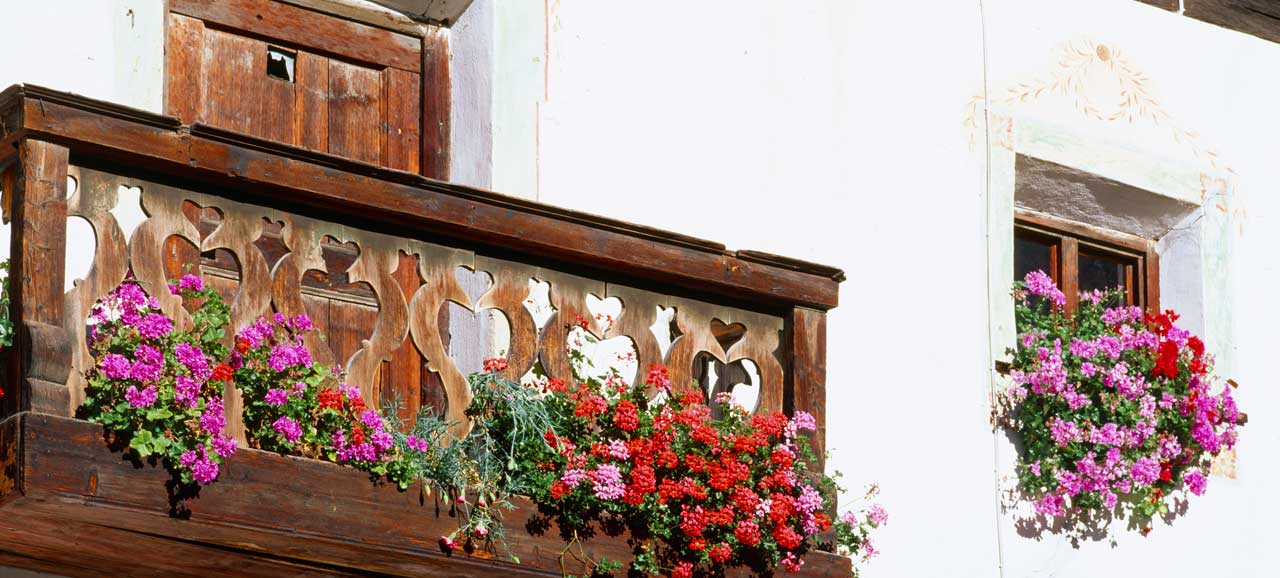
top-left (80, 275), bottom-right (237, 486)
top-left (999, 271), bottom-right (1242, 532)
top-left (474, 348), bottom-right (883, 577)
top-left (80, 274), bottom-right (883, 576)
top-left (0, 259), bottom-right (12, 352)
top-left (232, 312), bottom-right (452, 489)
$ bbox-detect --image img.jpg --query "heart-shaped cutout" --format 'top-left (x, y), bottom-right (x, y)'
top-left (523, 277), bottom-right (556, 331)
top-left (710, 319), bottom-right (747, 353)
top-left (441, 302), bottom-right (512, 376)
top-left (566, 325), bottom-right (638, 389)
top-left (585, 294), bottom-right (622, 335)
top-left (694, 354), bottom-right (760, 416)
top-left (252, 217), bottom-right (289, 271)
top-left (454, 266), bottom-right (494, 308)
top-left (649, 305), bottom-right (682, 358)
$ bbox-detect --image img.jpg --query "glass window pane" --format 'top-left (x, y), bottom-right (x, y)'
top-left (1079, 252), bottom-right (1131, 303)
top-left (1015, 235), bottom-right (1054, 282)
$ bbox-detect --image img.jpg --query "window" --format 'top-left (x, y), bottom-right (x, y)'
top-left (1014, 210), bottom-right (1159, 312)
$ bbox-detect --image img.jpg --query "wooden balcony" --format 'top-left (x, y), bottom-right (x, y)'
top-left (0, 85), bottom-right (847, 577)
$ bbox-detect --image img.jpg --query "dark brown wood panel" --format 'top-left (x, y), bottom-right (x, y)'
top-left (385, 251), bottom-right (425, 422)
top-left (328, 59), bottom-right (383, 165)
top-left (0, 414), bottom-right (853, 578)
top-left (259, 48), bottom-right (298, 145)
top-left (328, 300), bottom-right (379, 378)
top-left (199, 28), bottom-right (264, 137)
top-left (1185, 0), bottom-right (1280, 44)
top-left (294, 51), bottom-right (330, 152)
top-left (5, 86), bottom-right (842, 309)
top-left (383, 67), bottom-right (422, 173)
top-left (421, 27), bottom-right (451, 180)
top-left (788, 308), bottom-right (828, 475)
top-left (165, 13), bottom-right (206, 125)
top-left (170, 0), bottom-right (422, 73)
top-left (7, 140), bottom-right (72, 417)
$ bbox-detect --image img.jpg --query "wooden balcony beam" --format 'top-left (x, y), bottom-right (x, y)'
top-left (0, 84), bottom-right (843, 311)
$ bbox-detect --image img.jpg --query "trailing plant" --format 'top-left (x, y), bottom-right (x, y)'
top-left (80, 274), bottom-right (884, 576)
top-left (453, 324), bottom-right (885, 578)
top-left (79, 275), bottom-right (237, 486)
top-left (232, 312), bottom-right (457, 490)
top-left (997, 270), bottom-right (1242, 534)
top-left (436, 360), bottom-right (564, 561)
top-left (0, 259), bottom-right (12, 350)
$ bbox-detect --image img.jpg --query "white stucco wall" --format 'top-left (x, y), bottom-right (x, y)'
top-left (469, 0), bottom-right (1280, 576)
top-left (0, 0), bottom-right (164, 296)
top-left (1, 0), bottom-right (1277, 576)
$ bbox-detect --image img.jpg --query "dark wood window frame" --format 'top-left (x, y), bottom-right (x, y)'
top-left (1015, 210), bottom-right (1160, 313)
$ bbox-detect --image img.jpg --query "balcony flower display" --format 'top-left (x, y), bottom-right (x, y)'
top-left (81, 275), bottom-right (882, 576)
top-left (997, 271), bottom-right (1242, 534)
top-left (79, 275), bottom-right (237, 486)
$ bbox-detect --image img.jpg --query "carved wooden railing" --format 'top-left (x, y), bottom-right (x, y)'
top-left (0, 85), bottom-right (844, 578)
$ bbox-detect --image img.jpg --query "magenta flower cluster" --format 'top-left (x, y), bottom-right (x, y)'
top-left (81, 275), bottom-right (238, 487)
top-left (1002, 271), bottom-right (1242, 533)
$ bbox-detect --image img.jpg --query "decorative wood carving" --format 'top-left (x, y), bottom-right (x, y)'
top-left (57, 166), bottom-right (792, 438)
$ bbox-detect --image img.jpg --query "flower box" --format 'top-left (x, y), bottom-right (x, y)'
top-left (0, 414), bottom-right (852, 577)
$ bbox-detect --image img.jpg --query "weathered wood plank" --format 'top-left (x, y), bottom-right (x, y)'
top-left (7, 86), bottom-right (842, 309)
top-left (294, 50), bottom-right (330, 152)
top-left (383, 67), bottom-right (422, 174)
top-left (788, 307), bottom-right (828, 475)
top-left (1, 414), bottom-right (853, 578)
top-left (1184, 0), bottom-right (1280, 44)
top-left (328, 60), bottom-right (383, 165)
top-left (421, 27), bottom-right (451, 179)
top-left (170, 0), bottom-right (423, 73)
top-left (164, 13), bottom-right (206, 124)
top-left (9, 140), bottom-right (72, 417)
top-left (199, 28), bottom-right (264, 137)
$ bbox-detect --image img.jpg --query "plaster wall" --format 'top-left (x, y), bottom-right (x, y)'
top-left (0, 0), bottom-right (1276, 576)
top-left (474, 0), bottom-right (1280, 576)
top-left (0, 0), bottom-right (164, 295)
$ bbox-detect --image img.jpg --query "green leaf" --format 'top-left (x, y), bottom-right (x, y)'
top-left (146, 408), bottom-right (174, 421)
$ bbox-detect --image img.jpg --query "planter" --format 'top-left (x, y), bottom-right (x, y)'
top-left (0, 413), bottom-right (852, 577)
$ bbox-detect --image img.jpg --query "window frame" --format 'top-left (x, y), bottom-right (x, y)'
top-left (1014, 209), bottom-right (1160, 313)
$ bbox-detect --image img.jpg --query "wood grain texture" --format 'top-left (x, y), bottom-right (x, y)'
top-left (421, 27), bottom-right (451, 179)
top-left (293, 50), bottom-right (330, 152)
top-left (10, 140), bottom-right (72, 417)
top-left (7, 86), bottom-right (841, 310)
top-left (164, 13), bottom-right (206, 124)
top-left (788, 308), bottom-right (828, 475)
top-left (0, 414), bottom-right (853, 578)
top-left (170, 0), bottom-right (422, 73)
top-left (327, 59), bottom-right (383, 165)
top-left (1184, 0), bottom-right (1280, 44)
top-left (383, 67), bottom-right (422, 173)
top-left (63, 168), bottom-right (132, 411)
top-left (198, 28), bottom-right (264, 137)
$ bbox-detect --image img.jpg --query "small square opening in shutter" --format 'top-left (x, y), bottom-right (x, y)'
top-left (266, 46), bottom-right (296, 82)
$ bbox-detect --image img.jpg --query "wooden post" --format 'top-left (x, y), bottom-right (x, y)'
top-left (421, 26), bottom-right (451, 180)
top-left (787, 307), bottom-right (828, 474)
top-left (5, 139), bottom-right (72, 418)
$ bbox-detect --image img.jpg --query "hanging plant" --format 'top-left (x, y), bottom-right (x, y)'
top-left (80, 274), bottom-right (884, 576)
top-left (232, 312), bottom-right (462, 491)
top-left (996, 271), bottom-right (1242, 534)
top-left (474, 346), bottom-right (883, 577)
top-left (79, 275), bottom-right (237, 486)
